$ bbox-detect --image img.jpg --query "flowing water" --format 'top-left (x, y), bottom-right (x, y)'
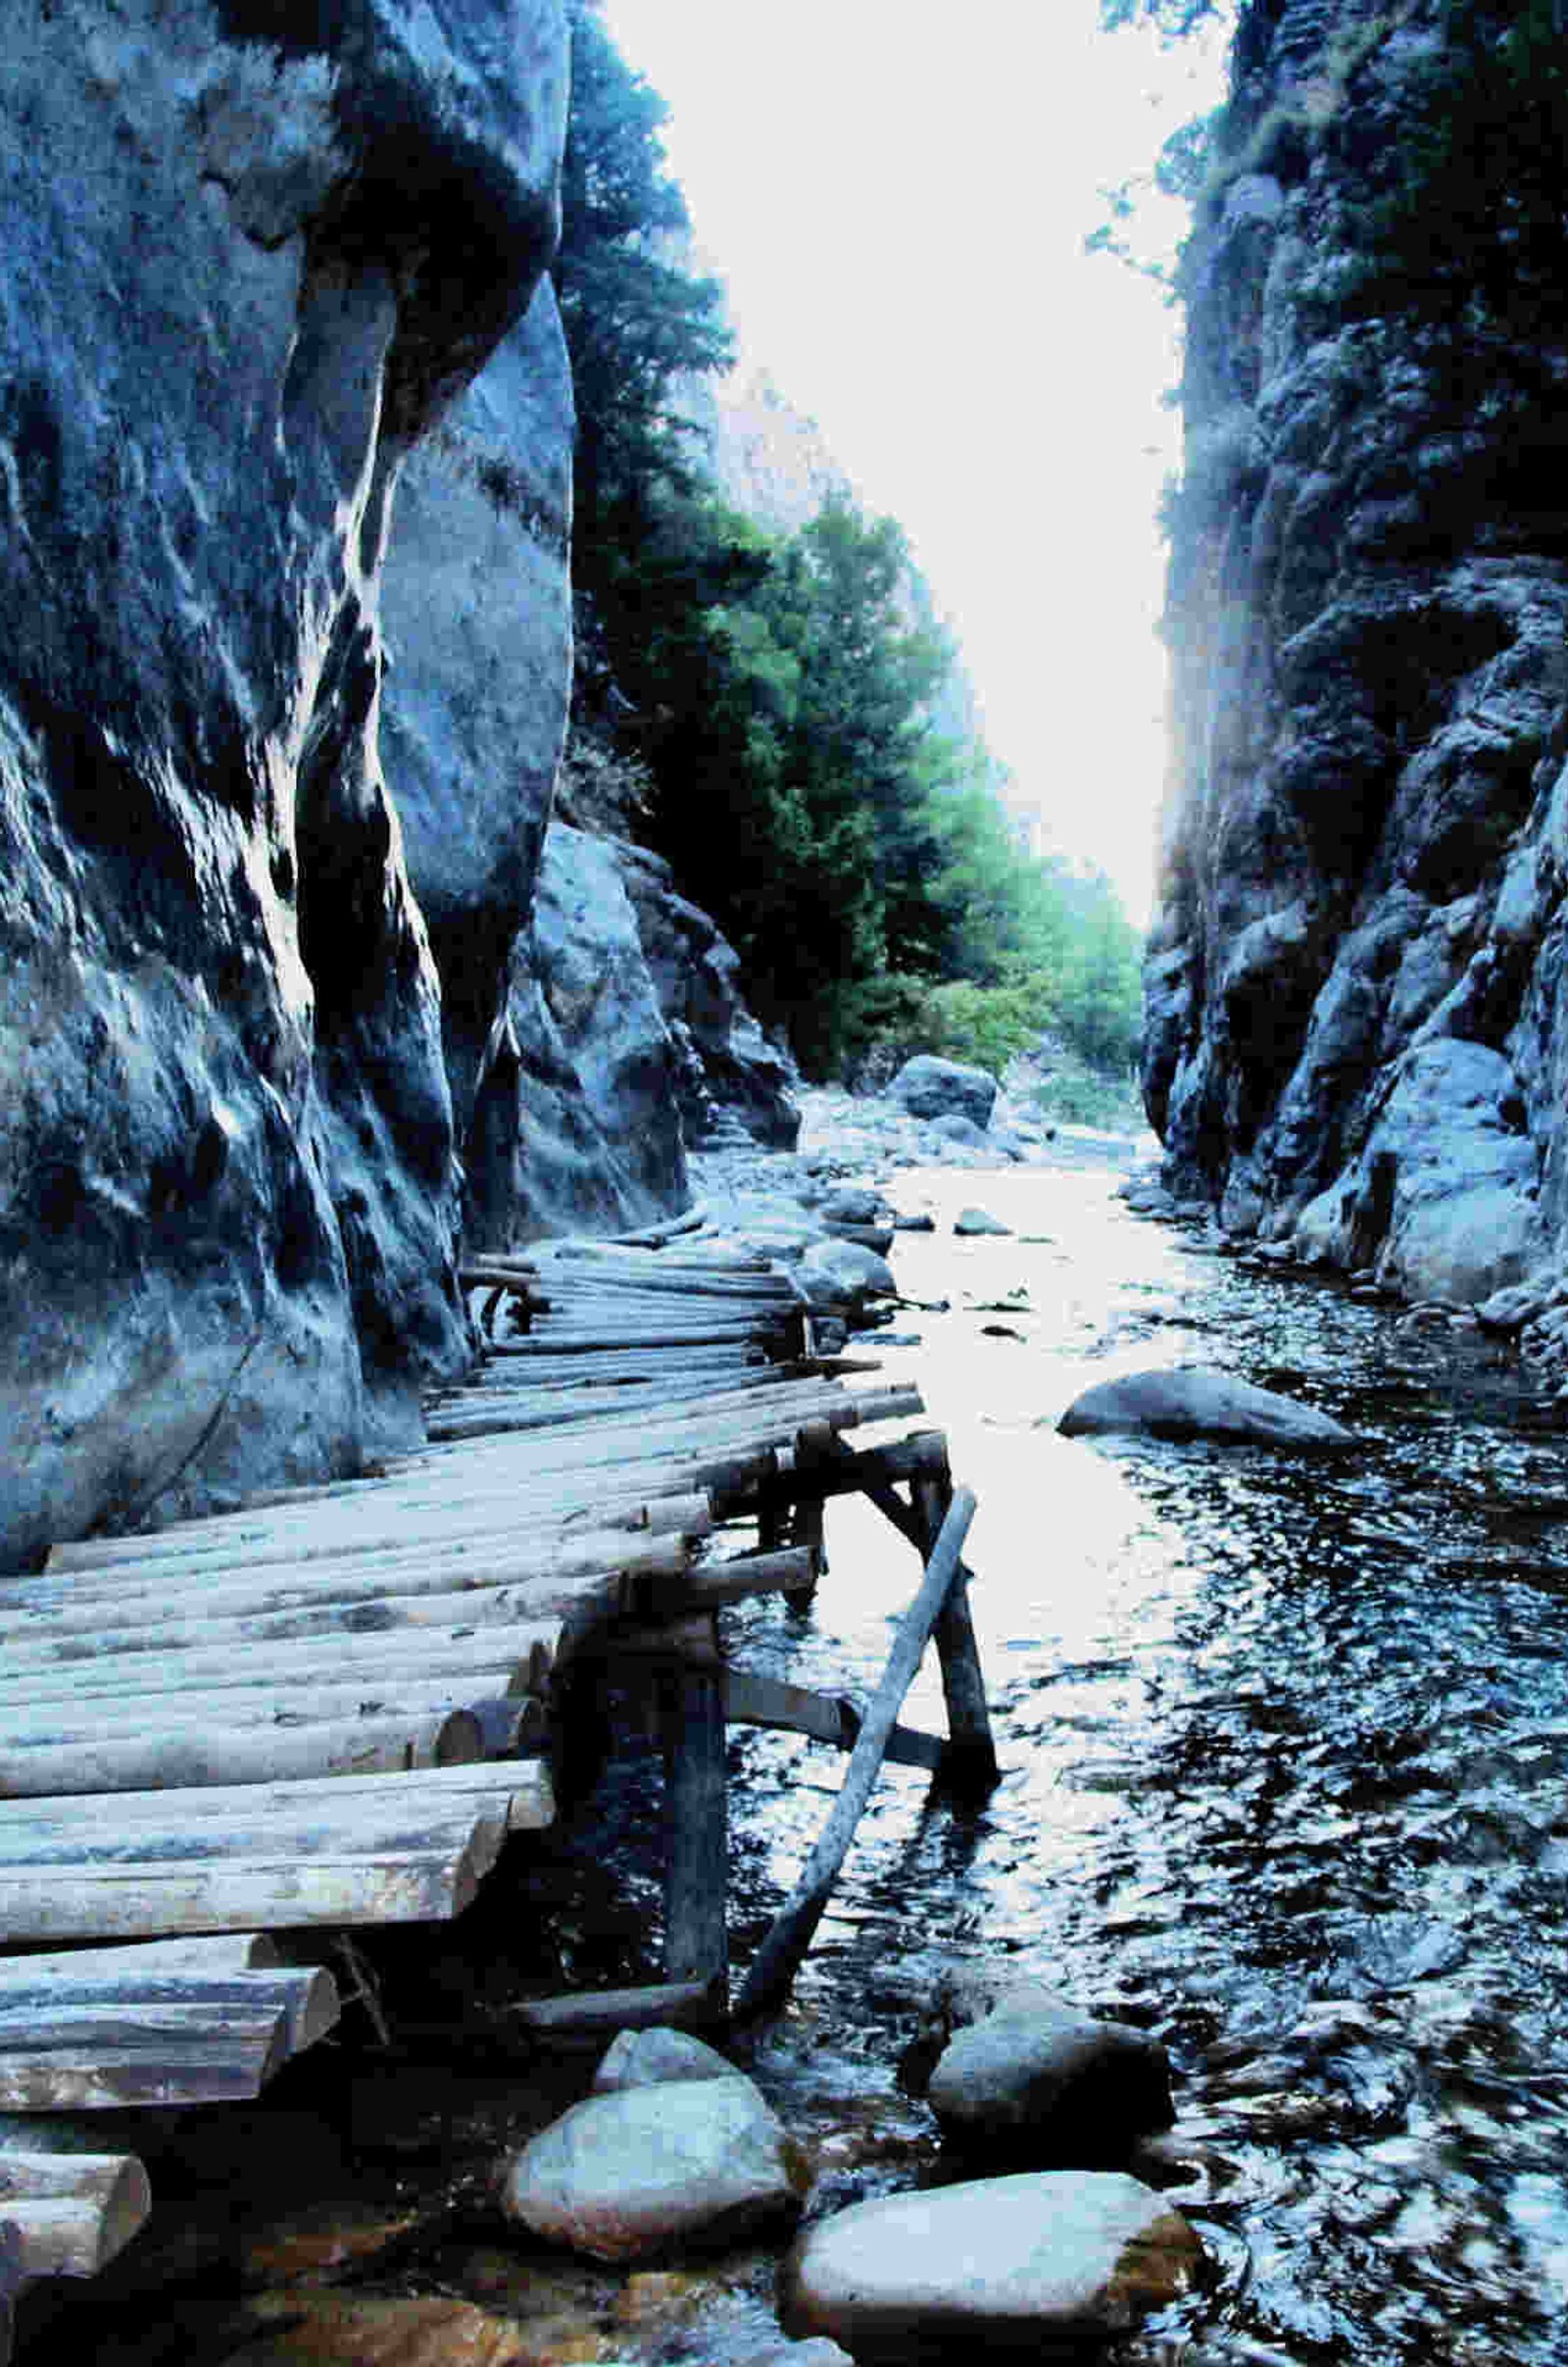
top-left (707, 1156), bottom-right (1568, 2367)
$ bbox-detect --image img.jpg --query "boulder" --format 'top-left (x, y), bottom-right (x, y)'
top-left (890, 1057), bottom-right (999, 1129)
top-left (593, 2028), bottom-right (740, 2095)
top-left (500, 2077), bottom-right (800, 2263)
top-left (796, 1240), bottom-right (899, 1311)
top-left (1058, 1366), bottom-right (1353, 1451)
top-left (780, 2172), bottom-right (1201, 2361)
top-left (927, 2003), bottom-right (1174, 2162)
top-left (818, 1185), bottom-right (888, 1227)
top-left (954, 1207), bottom-right (1012, 1237)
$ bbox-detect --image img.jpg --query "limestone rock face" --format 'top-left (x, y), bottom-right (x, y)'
top-left (1150, 0), bottom-right (1568, 1304)
top-left (780, 2171), bottom-right (1201, 2361)
top-left (0, 0), bottom-right (567, 1568)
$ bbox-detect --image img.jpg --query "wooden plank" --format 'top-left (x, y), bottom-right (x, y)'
top-left (0, 1707), bottom-right (485, 1799)
top-left (0, 1970), bottom-right (335, 2054)
top-left (15, 1519), bottom-right (697, 1611)
top-left (0, 2014), bottom-right (289, 2109)
top-left (0, 1671), bottom-right (540, 1744)
top-left (734, 1487), bottom-right (978, 2023)
top-left (0, 1846), bottom-right (494, 1945)
top-left (0, 1759), bottom-right (552, 1833)
top-left (0, 1623), bottom-right (563, 1710)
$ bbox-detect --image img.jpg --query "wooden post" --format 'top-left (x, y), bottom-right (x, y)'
top-left (734, 1487), bottom-right (977, 2024)
top-left (912, 1471), bottom-right (999, 1797)
top-left (659, 1658), bottom-right (729, 2018)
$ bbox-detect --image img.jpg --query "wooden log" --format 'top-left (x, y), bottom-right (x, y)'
top-left (648, 1547), bottom-right (817, 1614)
top-left (733, 1486), bottom-right (977, 2023)
top-left (0, 2153), bottom-right (150, 2280)
top-left (0, 1936), bottom-right (285, 1982)
top-left (0, 1969), bottom-right (336, 2053)
top-left (0, 1667), bottom-right (544, 1744)
top-left (660, 1660), bottom-right (728, 2004)
top-left (510, 1979), bottom-right (715, 2040)
top-left (912, 1473), bottom-right (999, 1794)
top-left (0, 1622), bottom-right (563, 1709)
top-left (0, 1843), bottom-right (497, 1945)
top-left (19, 1516), bottom-right (697, 1608)
top-left (721, 1672), bottom-right (945, 1775)
top-left (0, 1707), bottom-right (485, 1799)
top-left (0, 1997), bottom-right (293, 2111)
top-left (0, 1758), bottom-right (552, 1832)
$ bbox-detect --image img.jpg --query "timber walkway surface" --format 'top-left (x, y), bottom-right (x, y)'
top-left (0, 1223), bottom-right (994, 2353)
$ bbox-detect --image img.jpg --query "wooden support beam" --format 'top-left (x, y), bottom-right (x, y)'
top-left (0, 2152), bottom-right (150, 2281)
top-left (722, 1671), bottom-right (945, 1775)
top-left (645, 1547), bottom-right (816, 1615)
top-left (733, 1486), bottom-right (977, 2024)
top-left (912, 1473), bottom-right (1000, 1796)
top-left (660, 1657), bottom-right (728, 2012)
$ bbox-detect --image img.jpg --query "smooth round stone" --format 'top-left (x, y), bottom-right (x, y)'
top-left (889, 1056), bottom-right (999, 1127)
top-left (796, 1239), bottom-right (898, 1308)
top-left (1058, 1364), bottom-right (1353, 1450)
top-left (780, 2171), bottom-right (1201, 2361)
top-left (502, 2078), bottom-right (800, 2263)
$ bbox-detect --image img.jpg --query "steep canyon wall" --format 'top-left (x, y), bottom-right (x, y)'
top-left (1150, 0), bottom-right (1568, 1309)
top-left (0, 1), bottom-right (792, 1568)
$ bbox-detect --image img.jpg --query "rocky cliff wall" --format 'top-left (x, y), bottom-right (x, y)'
top-left (0, 0), bottom-right (568, 1567)
top-left (1149, 0), bottom-right (1568, 1308)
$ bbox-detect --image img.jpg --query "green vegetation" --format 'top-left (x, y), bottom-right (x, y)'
top-left (554, 2), bottom-right (1145, 1097)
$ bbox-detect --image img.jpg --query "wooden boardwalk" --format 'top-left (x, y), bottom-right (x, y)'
top-left (0, 1227), bottom-right (994, 2350)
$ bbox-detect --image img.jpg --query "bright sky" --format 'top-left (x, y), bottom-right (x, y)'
top-left (597, 0), bottom-right (1229, 926)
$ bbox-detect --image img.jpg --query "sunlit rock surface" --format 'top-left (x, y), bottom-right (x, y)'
top-left (1149, 0), bottom-right (1568, 1306)
top-left (0, 0), bottom-right (567, 1566)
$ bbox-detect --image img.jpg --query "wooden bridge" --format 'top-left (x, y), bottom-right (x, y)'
top-left (0, 1224), bottom-right (995, 2354)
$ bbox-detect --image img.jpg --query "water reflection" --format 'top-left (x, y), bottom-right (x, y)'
top-left (720, 1159), bottom-right (1568, 2366)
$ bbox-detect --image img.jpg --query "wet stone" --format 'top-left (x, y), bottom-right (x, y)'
top-left (500, 2076), bottom-right (801, 2264)
top-left (1058, 1364), bottom-right (1353, 1450)
top-left (779, 2170), bottom-right (1202, 2362)
top-left (235, 2293), bottom-right (527, 2366)
top-left (928, 2001), bottom-right (1174, 2162)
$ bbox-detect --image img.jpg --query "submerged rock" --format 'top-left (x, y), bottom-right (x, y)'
top-left (928, 2002), bottom-right (1174, 2162)
top-left (500, 2077), bottom-right (800, 2263)
top-left (1058, 1366), bottom-right (1353, 1451)
top-left (779, 2171), bottom-right (1201, 2360)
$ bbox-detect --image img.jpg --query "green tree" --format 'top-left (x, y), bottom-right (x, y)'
top-left (555, 3), bottom-right (733, 563)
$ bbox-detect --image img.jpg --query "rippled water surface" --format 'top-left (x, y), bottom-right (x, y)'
top-left (716, 1159), bottom-right (1568, 2366)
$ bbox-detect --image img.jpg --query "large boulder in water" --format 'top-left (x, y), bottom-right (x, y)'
top-left (890, 1056), bottom-right (999, 1129)
top-left (1059, 1366), bottom-right (1352, 1450)
top-left (780, 2171), bottom-right (1201, 2360)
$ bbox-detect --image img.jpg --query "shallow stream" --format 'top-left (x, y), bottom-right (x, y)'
top-left (711, 1157), bottom-right (1568, 2366)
